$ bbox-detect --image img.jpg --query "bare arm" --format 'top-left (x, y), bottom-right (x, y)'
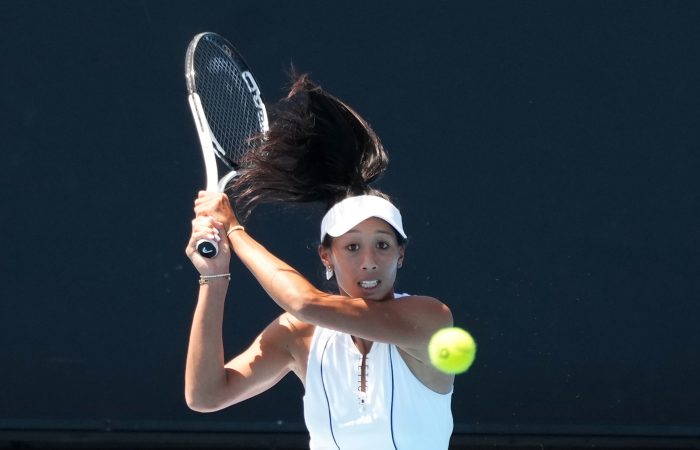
top-left (229, 230), bottom-right (452, 356)
top-left (184, 215), bottom-right (297, 412)
top-left (185, 303), bottom-right (298, 412)
top-left (194, 192), bottom-right (453, 363)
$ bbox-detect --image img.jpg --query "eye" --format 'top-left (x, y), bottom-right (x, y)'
top-left (346, 243), bottom-right (360, 252)
top-left (377, 241), bottom-right (390, 250)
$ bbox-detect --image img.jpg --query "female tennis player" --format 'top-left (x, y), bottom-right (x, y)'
top-left (185, 75), bottom-right (454, 449)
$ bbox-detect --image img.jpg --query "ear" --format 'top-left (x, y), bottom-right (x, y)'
top-left (397, 245), bottom-right (405, 268)
top-left (318, 244), bottom-right (332, 267)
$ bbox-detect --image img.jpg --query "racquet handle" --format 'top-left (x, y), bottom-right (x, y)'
top-left (196, 239), bottom-right (219, 258)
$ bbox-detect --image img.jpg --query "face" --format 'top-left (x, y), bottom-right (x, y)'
top-left (319, 217), bottom-right (405, 301)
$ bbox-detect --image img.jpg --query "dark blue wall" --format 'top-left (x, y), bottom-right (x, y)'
top-left (1, 0), bottom-right (699, 441)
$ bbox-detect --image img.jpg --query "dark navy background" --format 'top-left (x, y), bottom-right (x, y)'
top-left (1, 0), bottom-right (699, 441)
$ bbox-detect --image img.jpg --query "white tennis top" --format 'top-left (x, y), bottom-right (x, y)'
top-left (303, 295), bottom-right (453, 450)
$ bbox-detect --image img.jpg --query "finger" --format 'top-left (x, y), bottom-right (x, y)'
top-left (190, 218), bottom-right (222, 243)
top-left (193, 216), bottom-right (225, 231)
top-left (194, 197), bottom-right (235, 225)
top-left (193, 192), bottom-right (217, 212)
top-left (194, 198), bottom-right (222, 217)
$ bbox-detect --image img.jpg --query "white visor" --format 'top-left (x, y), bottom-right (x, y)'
top-left (320, 195), bottom-right (407, 241)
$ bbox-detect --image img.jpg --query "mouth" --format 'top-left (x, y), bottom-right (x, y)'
top-left (358, 279), bottom-right (380, 289)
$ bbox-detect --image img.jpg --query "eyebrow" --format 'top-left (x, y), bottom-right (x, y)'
top-left (345, 229), bottom-right (394, 236)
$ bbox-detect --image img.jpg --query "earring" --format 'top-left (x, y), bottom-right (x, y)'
top-left (325, 266), bottom-right (334, 280)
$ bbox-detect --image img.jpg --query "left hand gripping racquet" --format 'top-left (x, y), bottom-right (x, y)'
top-left (185, 32), bottom-right (269, 258)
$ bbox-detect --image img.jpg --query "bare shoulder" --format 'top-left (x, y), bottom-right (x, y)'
top-left (216, 314), bottom-right (315, 407)
top-left (395, 295), bottom-right (455, 393)
top-left (275, 312), bottom-right (315, 381)
top-left (277, 312), bottom-right (316, 338)
top-left (397, 294), bottom-right (453, 327)
top-left (242, 313), bottom-right (314, 371)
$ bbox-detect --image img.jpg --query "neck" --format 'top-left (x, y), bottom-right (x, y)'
top-left (351, 336), bottom-right (373, 355)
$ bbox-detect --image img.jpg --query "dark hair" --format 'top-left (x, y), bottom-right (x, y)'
top-left (229, 74), bottom-right (392, 221)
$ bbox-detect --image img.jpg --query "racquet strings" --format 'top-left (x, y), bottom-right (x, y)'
top-left (192, 35), bottom-right (263, 168)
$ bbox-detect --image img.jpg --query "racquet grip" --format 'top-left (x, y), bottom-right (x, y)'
top-left (196, 239), bottom-right (219, 258)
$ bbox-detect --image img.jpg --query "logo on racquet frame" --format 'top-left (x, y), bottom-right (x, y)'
top-left (241, 71), bottom-right (268, 131)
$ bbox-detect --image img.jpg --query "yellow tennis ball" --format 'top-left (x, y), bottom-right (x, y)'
top-left (428, 327), bottom-right (476, 374)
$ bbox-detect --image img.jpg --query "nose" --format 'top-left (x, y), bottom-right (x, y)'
top-left (361, 249), bottom-right (378, 271)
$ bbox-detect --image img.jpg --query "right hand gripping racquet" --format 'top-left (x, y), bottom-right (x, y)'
top-left (185, 32), bottom-right (269, 258)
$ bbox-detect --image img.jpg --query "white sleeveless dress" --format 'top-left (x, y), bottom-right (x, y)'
top-left (303, 294), bottom-right (453, 449)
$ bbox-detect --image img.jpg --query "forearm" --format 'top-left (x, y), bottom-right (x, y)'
top-left (228, 230), bottom-right (318, 317)
top-left (185, 280), bottom-right (230, 412)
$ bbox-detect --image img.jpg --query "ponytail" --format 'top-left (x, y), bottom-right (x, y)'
top-left (229, 74), bottom-right (390, 220)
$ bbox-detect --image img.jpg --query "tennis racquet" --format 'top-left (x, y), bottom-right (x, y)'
top-left (185, 32), bottom-right (269, 258)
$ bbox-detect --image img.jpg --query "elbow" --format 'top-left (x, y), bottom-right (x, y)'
top-left (185, 396), bottom-right (220, 414)
top-left (289, 287), bottom-right (322, 322)
top-left (185, 391), bottom-right (210, 413)
top-left (185, 388), bottom-right (225, 413)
